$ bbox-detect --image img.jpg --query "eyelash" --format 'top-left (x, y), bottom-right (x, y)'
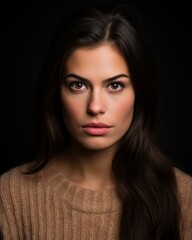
top-left (69, 81), bottom-right (87, 90)
top-left (69, 81), bottom-right (125, 92)
top-left (108, 82), bottom-right (124, 91)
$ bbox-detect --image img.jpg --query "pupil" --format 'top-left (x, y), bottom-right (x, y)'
top-left (113, 83), bottom-right (118, 89)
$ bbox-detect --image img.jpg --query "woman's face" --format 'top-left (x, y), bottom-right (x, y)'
top-left (61, 43), bottom-right (135, 151)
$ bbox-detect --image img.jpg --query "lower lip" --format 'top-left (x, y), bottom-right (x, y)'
top-left (82, 127), bottom-right (111, 135)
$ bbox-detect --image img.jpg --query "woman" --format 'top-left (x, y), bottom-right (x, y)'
top-left (0, 4), bottom-right (191, 240)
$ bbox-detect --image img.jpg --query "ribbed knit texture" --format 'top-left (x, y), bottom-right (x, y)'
top-left (0, 162), bottom-right (192, 240)
top-left (0, 162), bottom-right (121, 240)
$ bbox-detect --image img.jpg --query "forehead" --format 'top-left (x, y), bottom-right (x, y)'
top-left (65, 43), bottom-right (129, 78)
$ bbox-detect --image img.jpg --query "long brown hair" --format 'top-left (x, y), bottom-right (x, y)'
top-left (29, 4), bottom-right (181, 239)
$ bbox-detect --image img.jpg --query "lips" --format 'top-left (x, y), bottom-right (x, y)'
top-left (82, 122), bottom-right (112, 135)
top-left (82, 122), bottom-right (111, 128)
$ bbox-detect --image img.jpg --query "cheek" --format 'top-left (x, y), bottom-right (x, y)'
top-left (61, 95), bottom-right (85, 120)
top-left (113, 97), bottom-right (135, 122)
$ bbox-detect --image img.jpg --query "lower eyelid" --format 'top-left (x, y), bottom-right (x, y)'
top-left (68, 82), bottom-right (126, 91)
top-left (69, 84), bottom-right (88, 92)
top-left (108, 83), bottom-right (125, 89)
top-left (70, 82), bottom-right (86, 88)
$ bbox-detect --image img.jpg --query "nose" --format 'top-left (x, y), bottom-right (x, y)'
top-left (87, 90), bottom-right (106, 115)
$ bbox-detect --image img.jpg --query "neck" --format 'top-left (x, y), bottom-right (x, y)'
top-left (57, 141), bottom-right (118, 190)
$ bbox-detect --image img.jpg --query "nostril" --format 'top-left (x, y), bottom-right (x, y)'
top-left (87, 109), bottom-right (96, 116)
top-left (87, 93), bottom-right (105, 115)
top-left (87, 103), bottom-right (105, 115)
top-left (87, 107), bottom-right (105, 115)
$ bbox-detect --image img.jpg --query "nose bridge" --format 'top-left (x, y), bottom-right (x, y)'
top-left (87, 87), bottom-right (105, 115)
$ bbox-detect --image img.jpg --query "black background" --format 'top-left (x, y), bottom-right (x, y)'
top-left (1, 0), bottom-right (191, 175)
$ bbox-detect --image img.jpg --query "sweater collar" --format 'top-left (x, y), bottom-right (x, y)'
top-left (43, 160), bottom-right (121, 214)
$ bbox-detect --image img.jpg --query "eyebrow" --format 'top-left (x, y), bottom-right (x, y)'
top-left (63, 73), bottom-right (130, 83)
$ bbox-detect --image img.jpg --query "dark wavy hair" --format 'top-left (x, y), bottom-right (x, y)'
top-left (28, 4), bottom-right (180, 239)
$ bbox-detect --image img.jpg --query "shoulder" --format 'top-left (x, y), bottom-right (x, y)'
top-left (174, 168), bottom-right (192, 239)
top-left (0, 163), bottom-right (33, 229)
top-left (0, 162), bottom-right (45, 226)
top-left (0, 162), bottom-right (42, 189)
top-left (174, 168), bottom-right (192, 197)
top-left (0, 162), bottom-right (44, 209)
top-left (174, 168), bottom-right (192, 207)
top-left (0, 163), bottom-right (48, 237)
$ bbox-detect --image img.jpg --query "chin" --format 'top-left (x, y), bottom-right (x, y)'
top-left (77, 138), bottom-right (119, 151)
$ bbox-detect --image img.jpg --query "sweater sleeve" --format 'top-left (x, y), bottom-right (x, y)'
top-left (175, 169), bottom-right (192, 240)
top-left (0, 195), bottom-right (13, 240)
top-left (0, 169), bottom-right (23, 240)
top-left (0, 174), bottom-right (14, 240)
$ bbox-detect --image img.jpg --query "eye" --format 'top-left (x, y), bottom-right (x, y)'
top-left (69, 81), bottom-right (87, 91)
top-left (108, 82), bottom-right (124, 91)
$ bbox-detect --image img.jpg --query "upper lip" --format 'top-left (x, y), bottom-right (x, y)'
top-left (82, 122), bottom-right (111, 128)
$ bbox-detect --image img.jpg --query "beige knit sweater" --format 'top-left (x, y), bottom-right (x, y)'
top-left (0, 162), bottom-right (192, 240)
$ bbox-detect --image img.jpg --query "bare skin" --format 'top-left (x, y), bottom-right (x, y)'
top-left (57, 43), bottom-right (135, 190)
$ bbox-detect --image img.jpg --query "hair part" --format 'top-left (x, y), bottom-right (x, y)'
top-left (28, 4), bottom-right (181, 239)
